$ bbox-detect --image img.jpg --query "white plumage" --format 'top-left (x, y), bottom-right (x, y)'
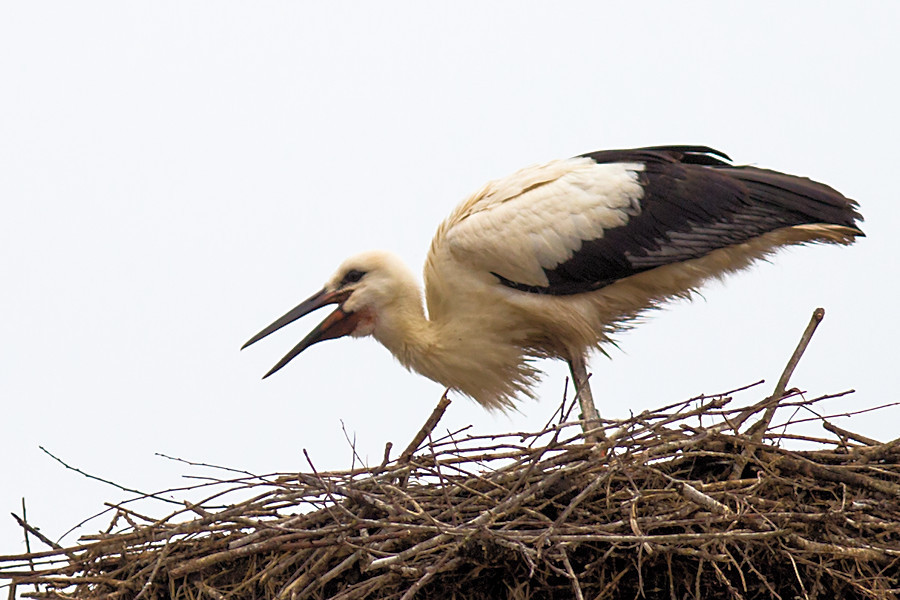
top-left (438, 159), bottom-right (644, 287)
top-left (243, 146), bottom-right (862, 419)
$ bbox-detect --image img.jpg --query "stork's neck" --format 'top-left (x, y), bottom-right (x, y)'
top-left (371, 282), bottom-right (534, 411)
top-left (371, 286), bottom-right (440, 376)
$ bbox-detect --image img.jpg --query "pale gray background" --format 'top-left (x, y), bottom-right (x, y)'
top-left (2, 3), bottom-right (898, 557)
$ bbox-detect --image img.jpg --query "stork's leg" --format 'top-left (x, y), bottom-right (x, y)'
top-left (568, 355), bottom-right (604, 442)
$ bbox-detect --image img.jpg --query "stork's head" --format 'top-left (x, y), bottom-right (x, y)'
top-left (241, 250), bottom-right (417, 378)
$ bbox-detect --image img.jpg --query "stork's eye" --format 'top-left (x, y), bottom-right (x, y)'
top-left (341, 269), bottom-right (365, 285)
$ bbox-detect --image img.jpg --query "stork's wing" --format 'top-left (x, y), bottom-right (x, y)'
top-left (432, 146), bottom-right (862, 297)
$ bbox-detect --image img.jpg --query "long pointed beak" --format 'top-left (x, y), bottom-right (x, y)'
top-left (242, 288), bottom-right (336, 350)
top-left (261, 306), bottom-right (362, 378)
top-left (241, 288), bottom-right (357, 378)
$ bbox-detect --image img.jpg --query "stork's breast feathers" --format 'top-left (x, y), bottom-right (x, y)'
top-left (441, 158), bottom-right (646, 288)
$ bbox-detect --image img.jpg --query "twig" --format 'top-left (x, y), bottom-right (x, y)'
top-left (662, 474), bottom-right (734, 516)
top-left (279, 546), bottom-right (341, 599)
top-left (772, 450), bottom-right (900, 496)
top-left (378, 442), bottom-right (393, 472)
top-left (730, 308), bottom-right (824, 479)
top-left (154, 452), bottom-right (257, 477)
top-left (397, 555), bottom-right (462, 600)
top-left (560, 548), bottom-right (584, 600)
top-left (341, 420), bottom-right (365, 471)
top-left (302, 449), bottom-right (350, 526)
top-left (133, 537), bottom-right (173, 600)
top-left (759, 308), bottom-right (826, 435)
top-left (398, 393), bottom-right (451, 465)
top-left (9, 513), bottom-right (68, 559)
top-left (18, 499), bottom-right (34, 575)
top-left (40, 446), bottom-right (182, 506)
top-left (823, 422), bottom-right (881, 447)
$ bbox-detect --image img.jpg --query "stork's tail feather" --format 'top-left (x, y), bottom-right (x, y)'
top-left (721, 166), bottom-right (865, 238)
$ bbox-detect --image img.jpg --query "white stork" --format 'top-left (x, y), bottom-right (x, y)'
top-left (242, 146), bottom-right (862, 430)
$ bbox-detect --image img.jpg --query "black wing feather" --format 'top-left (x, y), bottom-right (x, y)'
top-left (497, 146), bottom-right (863, 296)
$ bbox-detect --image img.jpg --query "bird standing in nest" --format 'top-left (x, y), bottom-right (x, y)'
top-left (242, 146), bottom-right (863, 433)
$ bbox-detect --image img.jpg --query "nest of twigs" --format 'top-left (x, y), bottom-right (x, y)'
top-left (2, 312), bottom-right (900, 599)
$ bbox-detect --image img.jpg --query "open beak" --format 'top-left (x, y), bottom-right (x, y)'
top-left (241, 288), bottom-right (360, 378)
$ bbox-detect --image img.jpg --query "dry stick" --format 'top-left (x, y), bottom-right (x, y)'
top-left (718, 379), bottom-right (767, 397)
top-left (377, 442), bottom-right (393, 473)
top-left (302, 449), bottom-right (348, 527)
top-left (738, 547), bottom-right (783, 600)
top-left (170, 533), bottom-right (339, 579)
top-left (823, 422), bottom-right (881, 447)
top-left (397, 554), bottom-right (463, 600)
top-left (660, 474), bottom-right (734, 516)
top-left (709, 560), bottom-right (745, 600)
top-left (852, 436), bottom-right (900, 465)
top-left (39, 446), bottom-right (183, 507)
top-left (615, 395), bottom-right (732, 445)
top-left (783, 550), bottom-right (809, 600)
top-left (788, 534), bottom-right (893, 563)
top-left (712, 395), bottom-right (781, 436)
top-left (771, 396), bottom-right (891, 429)
top-left (547, 468), bottom-right (616, 534)
top-left (331, 575), bottom-right (392, 600)
top-left (758, 308), bottom-right (826, 436)
top-left (560, 548), bottom-right (585, 600)
top-left (197, 580), bottom-right (228, 600)
top-left (343, 421), bottom-right (361, 471)
top-left (730, 308), bottom-right (825, 480)
top-left (279, 546), bottom-right (341, 600)
top-left (771, 451), bottom-right (900, 496)
top-left (254, 549), bottom-right (314, 589)
top-left (528, 379), bottom-right (573, 450)
top-left (0, 575), bottom-right (123, 586)
top-left (398, 393), bottom-right (452, 465)
top-left (317, 551), bottom-right (362, 587)
top-left (60, 474), bottom-right (266, 541)
top-left (19, 500), bottom-right (31, 564)
top-left (788, 554), bottom-right (883, 600)
top-left (104, 502), bottom-right (162, 527)
top-left (17, 499), bottom-right (35, 579)
top-left (133, 538), bottom-right (173, 600)
top-left (154, 453), bottom-right (257, 477)
top-left (8, 513), bottom-right (68, 561)
top-left (296, 551), bottom-right (360, 600)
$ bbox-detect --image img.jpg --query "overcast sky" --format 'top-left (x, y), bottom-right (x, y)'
top-left (2, 3), bottom-right (899, 557)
